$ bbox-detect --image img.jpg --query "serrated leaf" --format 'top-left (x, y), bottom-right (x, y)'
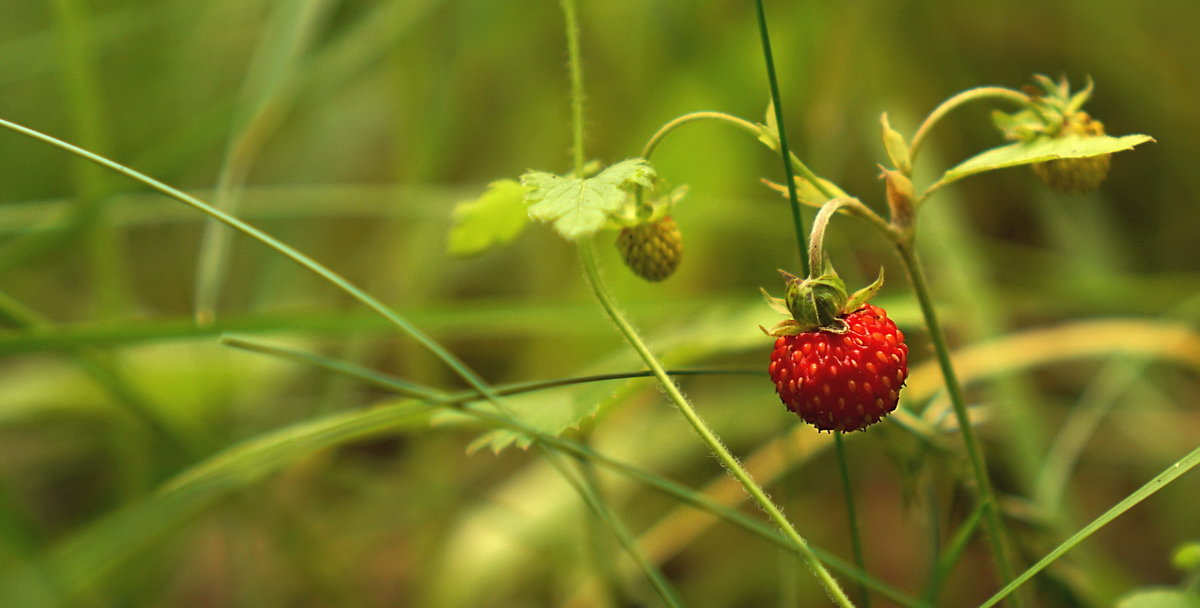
top-left (929, 133), bottom-right (1154, 193)
top-left (447, 179), bottom-right (528, 256)
top-left (521, 158), bottom-right (656, 241)
top-left (1115, 589), bottom-right (1200, 608)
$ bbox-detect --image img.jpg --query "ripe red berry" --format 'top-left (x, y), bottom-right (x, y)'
top-left (769, 304), bottom-right (908, 432)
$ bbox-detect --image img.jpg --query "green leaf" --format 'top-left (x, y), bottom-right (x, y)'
top-left (1115, 589), bottom-right (1200, 608)
top-left (447, 179), bottom-right (528, 256)
top-left (521, 158), bottom-right (656, 241)
top-left (929, 133), bottom-right (1154, 193)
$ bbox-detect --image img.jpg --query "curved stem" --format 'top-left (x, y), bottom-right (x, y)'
top-left (834, 432), bottom-right (870, 608)
top-left (894, 241), bottom-right (1018, 602)
top-left (640, 111), bottom-right (760, 161)
top-left (807, 197), bottom-right (859, 273)
top-left (907, 86), bottom-right (1031, 171)
top-left (577, 239), bottom-right (855, 608)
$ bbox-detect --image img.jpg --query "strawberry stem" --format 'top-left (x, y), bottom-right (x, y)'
top-left (907, 86), bottom-right (1033, 175)
top-left (561, 0), bottom-right (586, 176)
top-left (895, 241), bottom-right (1020, 603)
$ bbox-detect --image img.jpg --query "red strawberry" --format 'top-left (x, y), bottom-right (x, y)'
top-left (769, 304), bottom-right (908, 432)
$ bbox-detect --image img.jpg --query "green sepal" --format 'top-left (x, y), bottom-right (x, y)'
top-left (756, 100), bottom-right (781, 151)
top-left (844, 268), bottom-right (885, 313)
top-left (782, 266), bottom-right (849, 333)
top-left (880, 113), bottom-right (912, 173)
top-left (604, 183), bottom-right (687, 229)
top-left (759, 175), bottom-right (851, 208)
top-left (992, 108), bottom-right (1046, 142)
top-left (760, 286), bottom-right (790, 316)
top-left (1065, 76), bottom-right (1094, 113)
top-left (762, 319), bottom-right (810, 337)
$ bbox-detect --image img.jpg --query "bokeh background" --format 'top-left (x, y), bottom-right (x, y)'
top-left (0, 0), bottom-right (1197, 606)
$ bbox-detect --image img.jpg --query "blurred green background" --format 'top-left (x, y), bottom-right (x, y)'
top-left (0, 0), bottom-right (1198, 606)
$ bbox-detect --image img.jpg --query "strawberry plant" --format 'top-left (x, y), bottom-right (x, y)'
top-left (0, 2), bottom-right (1196, 608)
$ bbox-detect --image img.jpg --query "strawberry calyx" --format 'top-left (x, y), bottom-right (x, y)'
top-left (761, 265), bottom-right (885, 336)
top-left (993, 74), bottom-right (1098, 143)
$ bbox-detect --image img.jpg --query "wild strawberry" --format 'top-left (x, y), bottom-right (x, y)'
top-left (1031, 112), bottom-right (1111, 194)
top-left (763, 263), bottom-right (906, 432)
top-left (615, 216), bottom-right (682, 281)
top-left (768, 304), bottom-right (908, 432)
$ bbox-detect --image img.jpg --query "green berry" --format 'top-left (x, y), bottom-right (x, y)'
top-left (1033, 113), bottom-right (1112, 194)
top-left (615, 216), bottom-right (682, 281)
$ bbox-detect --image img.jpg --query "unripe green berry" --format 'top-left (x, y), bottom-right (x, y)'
top-left (615, 216), bottom-right (682, 282)
top-left (1033, 113), bottom-right (1112, 194)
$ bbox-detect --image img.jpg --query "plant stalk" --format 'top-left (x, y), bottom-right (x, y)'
top-left (561, 0), bottom-right (586, 175)
top-left (640, 111), bottom-right (760, 161)
top-left (577, 240), bottom-right (854, 608)
top-left (907, 86), bottom-right (1031, 172)
top-left (894, 240), bottom-right (1018, 602)
top-left (834, 432), bottom-right (870, 608)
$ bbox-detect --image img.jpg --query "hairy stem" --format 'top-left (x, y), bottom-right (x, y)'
top-left (561, 0), bottom-right (586, 175)
top-left (894, 241), bottom-right (1018, 602)
top-left (640, 111), bottom-right (760, 161)
top-left (834, 432), bottom-right (870, 608)
top-left (578, 239), bottom-right (854, 608)
top-left (907, 86), bottom-right (1031, 171)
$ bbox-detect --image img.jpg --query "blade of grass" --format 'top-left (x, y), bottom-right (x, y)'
top-left (923, 499), bottom-right (986, 603)
top-left (835, 432), bottom-right (870, 608)
top-left (50, 0), bottom-right (127, 319)
top-left (217, 334), bottom-right (928, 608)
top-left (0, 116), bottom-right (685, 606)
top-left (979, 442), bottom-right (1200, 608)
top-left (0, 289), bottom-right (205, 457)
top-left (193, 0), bottom-right (334, 325)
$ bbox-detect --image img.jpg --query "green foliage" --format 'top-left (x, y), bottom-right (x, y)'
top-left (521, 158), bottom-right (655, 240)
top-left (447, 179), bottom-right (528, 256)
top-left (0, 2), bottom-right (1197, 607)
top-left (930, 133), bottom-right (1154, 192)
top-left (1115, 589), bottom-right (1200, 608)
top-left (1174, 543), bottom-right (1200, 571)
